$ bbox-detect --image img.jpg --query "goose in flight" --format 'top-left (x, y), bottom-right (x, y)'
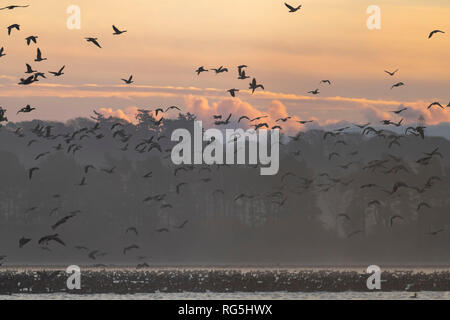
top-left (238, 69), bottom-right (250, 80)
top-left (25, 35), bottom-right (38, 45)
top-left (19, 75), bottom-right (37, 85)
top-left (285, 3), bottom-right (302, 12)
top-left (49, 65), bottom-right (65, 77)
top-left (320, 80), bottom-right (331, 85)
top-left (0, 5), bottom-right (29, 10)
top-left (19, 237), bottom-right (31, 248)
top-left (384, 69), bottom-right (399, 76)
top-left (174, 220), bottom-right (189, 229)
top-left (38, 234), bottom-right (66, 246)
top-left (34, 48), bottom-right (47, 62)
top-left (101, 166), bottom-right (116, 174)
top-left (112, 25), bottom-right (127, 35)
top-left (276, 117), bottom-right (292, 122)
top-left (17, 104), bottom-right (36, 114)
top-left (121, 75), bottom-right (134, 84)
top-left (52, 214), bottom-right (77, 230)
top-left (238, 65), bottom-right (250, 79)
top-left (123, 244), bottom-right (140, 255)
top-left (308, 89), bottom-right (320, 95)
top-left (249, 78), bottom-right (264, 94)
top-left (298, 120), bottom-right (314, 125)
top-left (85, 37), bottom-right (102, 48)
top-left (391, 82), bottom-right (404, 89)
top-left (25, 63), bottom-right (36, 73)
top-left (427, 101), bottom-right (444, 110)
top-left (28, 167), bottom-right (39, 180)
top-left (212, 66), bottom-right (228, 74)
top-left (76, 177), bottom-right (87, 186)
top-left (391, 107), bottom-right (407, 114)
top-left (227, 88), bottom-right (239, 97)
top-left (428, 30), bottom-right (445, 39)
top-left (195, 66), bottom-right (208, 75)
top-left (7, 24), bottom-right (20, 35)
top-left (0, 47), bottom-right (5, 57)
top-left (166, 105), bottom-right (181, 112)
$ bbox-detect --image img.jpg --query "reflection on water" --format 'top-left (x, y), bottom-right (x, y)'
top-left (1, 291), bottom-right (450, 300)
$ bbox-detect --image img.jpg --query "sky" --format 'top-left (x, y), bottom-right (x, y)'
top-left (1, 0), bottom-right (450, 130)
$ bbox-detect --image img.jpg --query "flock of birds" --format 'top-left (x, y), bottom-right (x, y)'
top-left (0, 3), bottom-right (449, 269)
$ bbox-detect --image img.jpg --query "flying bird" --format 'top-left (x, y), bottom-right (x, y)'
top-left (112, 25), bottom-right (127, 35)
top-left (427, 102), bottom-right (444, 110)
top-left (0, 5), bottom-right (29, 10)
top-left (391, 82), bottom-right (404, 89)
top-left (7, 24), bottom-right (20, 35)
top-left (17, 104), bottom-right (36, 114)
top-left (391, 107), bottom-right (408, 114)
top-left (211, 66), bottom-right (228, 74)
top-left (285, 3), bottom-right (302, 12)
top-left (249, 78), bottom-right (264, 94)
top-left (34, 48), bottom-right (47, 62)
top-left (123, 244), bottom-right (140, 255)
top-left (38, 234), bottom-right (66, 246)
top-left (0, 47), bottom-right (5, 57)
top-left (195, 66), bottom-right (208, 75)
top-left (384, 69), bottom-right (399, 76)
top-left (19, 237), bottom-right (31, 248)
top-left (85, 37), bottom-right (102, 48)
top-left (121, 75), bottom-right (134, 84)
top-left (227, 89), bottom-right (239, 97)
top-left (428, 30), bottom-right (445, 39)
top-left (49, 66), bottom-right (65, 77)
top-left (174, 220), bottom-right (189, 229)
top-left (28, 167), bottom-right (39, 180)
top-left (25, 35), bottom-right (38, 45)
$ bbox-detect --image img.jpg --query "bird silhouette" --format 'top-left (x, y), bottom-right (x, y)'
top-left (428, 30), bottom-right (445, 39)
top-left (85, 37), bottom-right (102, 48)
top-left (38, 234), bottom-right (66, 246)
top-left (121, 75), bottom-right (134, 84)
top-left (249, 78), bottom-right (264, 94)
top-left (285, 3), bottom-right (302, 12)
top-left (19, 237), bottom-right (31, 248)
top-left (391, 82), bottom-right (405, 89)
top-left (195, 66), bottom-right (208, 75)
top-left (34, 48), bottom-right (47, 62)
top-left (25, 35), bottom-right (38, 45)
top-left (49, 66), bottom-right (65, 77)
top-left (1, 5), bottom-right (29, 10)
top-left (7, 24), bottom-right (20, 35)
top-left (112, 25), bottom-right (127, 35)
top-left (227, 89), bottom-right (239, 97)
top-left (384, 69), bottom-right (399, 76)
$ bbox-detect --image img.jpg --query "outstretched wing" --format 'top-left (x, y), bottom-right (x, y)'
top-left (285, 3), bottom-right (295, 11)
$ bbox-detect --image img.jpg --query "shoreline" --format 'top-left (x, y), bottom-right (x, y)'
top-left (1, 268), bottom-right (450, 295)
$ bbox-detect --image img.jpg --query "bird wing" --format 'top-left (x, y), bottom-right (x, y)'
top-left (285, 3), bottom-right (295, 10)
